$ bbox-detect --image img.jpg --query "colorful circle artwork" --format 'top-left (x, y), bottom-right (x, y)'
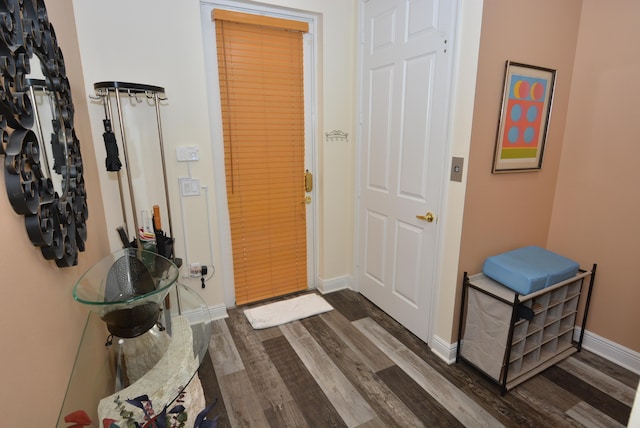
top-left (510, 104), bottom-right (522, 121)
top-left (501, 74), bottom-right (547, 157)
top-left (508, 126), bottom-right (519, 143)
top-left (531, 82), bottom-right (545, 101)
top-left (524, 127), bottom-right (535, 143)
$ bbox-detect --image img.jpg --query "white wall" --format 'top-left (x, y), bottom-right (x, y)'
top-left (431, 0), bottom-right (483, 355)
top-left (72, 0), bottom-right (358, 307)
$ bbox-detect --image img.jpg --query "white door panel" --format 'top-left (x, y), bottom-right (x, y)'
top-left (367, 65), bottom-right (394, 192)
top-left (363, 210), bottom-right (387, 286)
top-left (358, 0), bottom-right (455, 342)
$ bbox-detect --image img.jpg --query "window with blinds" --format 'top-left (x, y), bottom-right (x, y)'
top-left (213, 10), bottom-right (309, 305)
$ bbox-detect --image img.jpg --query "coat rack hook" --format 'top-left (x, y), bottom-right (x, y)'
top-left (127, 89), bottom-right (142, 103)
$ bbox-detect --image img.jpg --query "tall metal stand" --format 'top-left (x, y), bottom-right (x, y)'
top-left (93, 81), bottom-right (175, 250)
top-left (93, 81), bottom-right (181, 316)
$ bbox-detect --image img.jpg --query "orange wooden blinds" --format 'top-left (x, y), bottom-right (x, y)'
top-left (213, 10), bottom-right (309, 305)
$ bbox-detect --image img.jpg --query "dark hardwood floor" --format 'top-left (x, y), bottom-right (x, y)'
top-left (198, 290), bottom-right (638, 427)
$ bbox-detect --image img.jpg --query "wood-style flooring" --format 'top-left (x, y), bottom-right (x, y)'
top-left (198, 290), bottom-right (638, 427)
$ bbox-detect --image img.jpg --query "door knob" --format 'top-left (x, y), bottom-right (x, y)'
top-left (416, 212), bottom-right (435, 222)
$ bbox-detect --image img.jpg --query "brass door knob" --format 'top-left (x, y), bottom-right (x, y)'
top-left (416, 212), bottom-right (435, 222)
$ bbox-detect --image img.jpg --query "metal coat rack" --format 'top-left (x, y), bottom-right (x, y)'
top-left (93, 81), bottom-right (173, 247)
top-left (92, 81), bottom-right (183, 318)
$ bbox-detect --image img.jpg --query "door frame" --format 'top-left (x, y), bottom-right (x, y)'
top-left (200, 0), bottom-right (319, 307)
top-left (353, 0), bottom-right (459, 345)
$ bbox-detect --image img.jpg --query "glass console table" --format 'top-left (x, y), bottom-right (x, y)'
top-left (56, 283), bottom-right (212, 427)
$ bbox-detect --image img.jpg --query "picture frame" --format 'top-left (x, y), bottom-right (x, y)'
top-left (492, 61), bottom-right (556, 173)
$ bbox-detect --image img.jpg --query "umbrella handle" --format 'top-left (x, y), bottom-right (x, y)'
top-left (153, 205), bottom-right (162, 230)
top-left (116, 226), bottom-right (131, 248)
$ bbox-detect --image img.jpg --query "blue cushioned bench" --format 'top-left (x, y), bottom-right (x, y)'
top-left (482, 246), bottom-right (580, 295)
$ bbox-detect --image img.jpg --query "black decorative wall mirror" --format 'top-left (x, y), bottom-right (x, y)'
top-left (1, 0), bottom-right (88, 267)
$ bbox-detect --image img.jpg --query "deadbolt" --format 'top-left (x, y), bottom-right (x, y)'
top-left (304, 170), bottom-right (313, 192)
top-left (416, 212), bottom-right (435, 222)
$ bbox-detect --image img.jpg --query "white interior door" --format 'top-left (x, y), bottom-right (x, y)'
top-left (357, 0), bottom-right (456, 342)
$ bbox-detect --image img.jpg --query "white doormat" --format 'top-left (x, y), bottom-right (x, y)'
top-left (244, 293), bottom-right (333, 329)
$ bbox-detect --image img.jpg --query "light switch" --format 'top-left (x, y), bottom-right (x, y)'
top-left (180, 177), bottom-right (201, 196)
top-left (451, 157), bottom-right (464, 182)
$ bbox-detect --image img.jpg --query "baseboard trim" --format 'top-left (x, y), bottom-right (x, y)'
top-left (317, 275), bottom-right (353, 294)
top-left (436, 329), bottom-right (640, 375)
top-left (431, 334), bottom-right (458, 364)
top-left (573, 327), bottom-right (640, 375)
top-left (208, 304), bottom-right (228, 321)
top-left (181, 303), bottom-right (228, 325)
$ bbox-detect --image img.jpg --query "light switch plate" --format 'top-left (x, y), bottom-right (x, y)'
top-left (451, 157), bottom-right (464, 182)
top-left (180, 177), bottom-right (201, 196)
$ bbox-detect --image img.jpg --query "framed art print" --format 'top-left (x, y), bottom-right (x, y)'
top-left (492, 61), bottom-right (556, 173)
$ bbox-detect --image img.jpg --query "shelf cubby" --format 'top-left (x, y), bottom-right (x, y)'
top-left (457, 265), bottom-right (596, 394)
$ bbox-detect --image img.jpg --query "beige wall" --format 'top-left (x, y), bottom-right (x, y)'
top-left (458, 0), bottom-right (582, 332)
top-left (459, 0), bottom-right (640, 354)
top-left (0, 0), bottom-right (111, 425)
top-left (547, 0), bottom-right (640, 352)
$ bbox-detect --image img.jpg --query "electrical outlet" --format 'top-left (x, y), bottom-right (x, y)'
top-left (189, 263), bottom-right (201, 277)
